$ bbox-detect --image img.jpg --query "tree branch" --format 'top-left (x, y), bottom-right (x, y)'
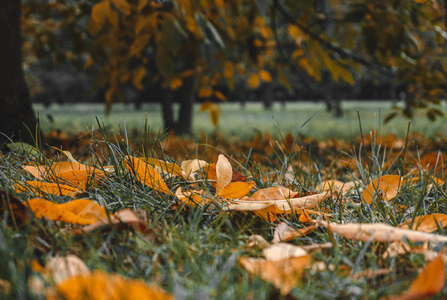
top-left (273, 0), bottom-right (395, 77)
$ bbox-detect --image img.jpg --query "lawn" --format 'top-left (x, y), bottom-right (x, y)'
top-left (34, 100), bottom-right (447, 140)
top-left (1, 100), bottom-right (447, 299)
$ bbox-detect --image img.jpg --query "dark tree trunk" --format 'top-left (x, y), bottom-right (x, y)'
top-left (0, 0), bottom-right (37, 150)
top-left (161, 88), bottom-right (175, 131)
top-left (176, 72), bottom-right (196, 134)
top-left (262, 83), bottom-right (274, 110)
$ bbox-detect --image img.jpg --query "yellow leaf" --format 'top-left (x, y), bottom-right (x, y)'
top-left (214, 91), bottom-right (227, 101)
top-left (91, 0), bottom-right (109, 23)
top-left (107, 6), bottom-right (119, 27)
top-left (48, 270), bottom-right (174, 300)
top-left (26, 199), bottom-right (107, 225)
top-left (132, 67), bottom-right (146, 90)
top-left (169, 78), bottom-right (183, 90)
top-left (181, 159), bottom-right (209, 178)
top-left (15, 181), bottom-right (82, 197)
top-left (249, 186), bottom-right (298, 200)
top-left (141, 158), bottom-right (184, 178)
top-left (219, 181), bottom-right (255, 199)
top-left (125, 156), bottom-right (172, 194)
top-left (273, 222), bottom-right (317, 243)
top-left (175, 188), bottom-right (210, 208)
top-left (215, 155), bottom-right (233, 196)
top-left (223, 61), bottom-right (233, 79)
top-left (130, 34), bottom-right (151, 57)
top-left (247, 73), bottom-right (260, 89)
top-left (199, 101), bottom-right (213, 111)
top-left (259, 70), bottom-right (272, 82)
top-left (362, 175), bottom-right (402, 204)
top-left (110, 0), bottom-right (131, 15)
top-left (56, 170), bottom-right (105, 190)
top-left (198, 86), bottom-right (213, 98)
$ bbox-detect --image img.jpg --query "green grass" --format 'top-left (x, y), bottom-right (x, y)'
top-left (2, 102), bottom-right (447, 299)
top-left (34, 101), bottom-right (447, 140)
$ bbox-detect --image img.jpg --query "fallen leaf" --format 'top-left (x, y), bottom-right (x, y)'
top-left (420, 151), bottom-right (446, 171)
top-left (319, 220), bottom-right (447, 243)
top-left (247, 235), bottom-right (270, 249)
top-left (319, 180), bottom-right (356, 194)
top-left (215, 154), bottom-right (233, 196)
top-left (175, 187), bottom-right (210, 207)
top-left (249, 186), bottom-right (298, 201)
top-left (181, 159), bottom-right (209, 179)
top-left (386, 254), bottom-right (445, 300)
top-left (47, 270), bottom-right (173, 300)
top-left (26, 199), bottom-right (107, 225)
top-left (218, 181), bottom-right (255, 199)
top-left (362, 175), bottom-right (402, 204)
top-left (56, 170), bottom-right (105, 190)
top-left (350, 268), bottom-right (392, 280)
top-left (398, 213), bottom-right (447, 233)
top-left (262, 243), bottom-right (308, 261)
top-left (125, 156), bottom-right (172, 194)
top-left (81, 209), bottom-right (151, 234)
top-left (273, 222), bottom-right (317, 243)
top-left (239, 255), bottom-right (310, 295)
top-left (141, 157), bottom-right (184, 178)
top-left (15, 181), bottom-right (82, 197)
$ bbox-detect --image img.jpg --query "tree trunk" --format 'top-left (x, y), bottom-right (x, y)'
top-left (0, 0), bottom-right (37, 150)
top-left (161, 88), bottom-right (175, 131)
top-left (176, 72), bottom-right (196, 134)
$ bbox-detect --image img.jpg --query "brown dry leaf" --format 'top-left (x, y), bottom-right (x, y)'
top-left (81, 209), bottom-right (151, 234)
top-left (229, 191), bottom-right (331, 214)
top-left (26, 199), bottom-right (107, 225)
top-left (47, 270), bottom-right (173, 300)
top-left (319, 180), bottom-right (356, 194)
top-left (273, 222), bottom-right (317, 243)
top-left (0, 279), bottom-right (10, 294)
top-left (398, 213), bottom-right (447, 233)
top-left (15, 181), bottom-right (82, 197)
top-left (239, 255), bottom-right (310, 295)
top-left (175, 187), bottom-right (211, 207)
top-left (386, 254), bottom-right (445, 300)
top-left (0, 189), bottom-right (30, 226)
top-left (247, 235), bottom-right (270, 249)
top-left (249, 186), bottom-right (298, 201)
top-left (125, 156), bottom-right (172, 195)
top-left (215, 154), bottom-right (233, 196)
top-left (181, 159), bottom-right (209, 179)
top-left (362, 175), bottom-right (402, 204)
top-left (218, 181), bottom-right (255, 199)
top-left (319, 220), bottom-right (447, 243)
top-left (262, 243), bottom-right (308, 261)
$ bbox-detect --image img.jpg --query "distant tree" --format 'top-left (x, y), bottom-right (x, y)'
top-left (0, 0), bottom-right (37, 150)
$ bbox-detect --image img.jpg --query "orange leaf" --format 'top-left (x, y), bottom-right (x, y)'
top-left (48, 270), bottom-right (173, 300)
top-left (141, 158), bottom-right (184, 178)
top-left (81, 209), bottom-right (151, 234)
top-left (15, 181), bottom-right (82, 197)
top-left (125, 156), bottom-right (172, 194)
top-left (215, 154), bottom-right (233, 196)
top-left (56, 170), bottom-right (105, 190)
top-left (26, 199), bottom-right (107, 225)
top-left (398, 214), bottom-right (447, 233)
top-left (362, 175), bottom-right (402, 204)
top-left (259, 70), bottom-right (272, 82)
top-left (110, 0), bottom-right (131, 15)
top-left (239, 255), bottom-right (310, 295)
top-left (218, 181), bottom-right (255, 199)
top-left (420, 151), bottom-right (446, 171)
top-left (247, 73), bottom-right (260, 89)
top-left (175, 187), bottom-right (210, 208)
top-left (406, 254), bottom-right (445, 297)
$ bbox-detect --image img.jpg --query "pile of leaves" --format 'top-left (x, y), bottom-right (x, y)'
top-left (1, 128), bottom-right (447, 299)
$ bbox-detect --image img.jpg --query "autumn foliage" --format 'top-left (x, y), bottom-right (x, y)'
top-left (1, 127), bottom-right (447, 298)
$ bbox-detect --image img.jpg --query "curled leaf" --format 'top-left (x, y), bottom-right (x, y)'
top-left (362, 175), bottom-right (402, 204)
top-left (215, 155), bottom-right (233, 196)
top-left (15, 181), bottom-right (82, 197)
top-left (125, 156), bottom-right (172, 194)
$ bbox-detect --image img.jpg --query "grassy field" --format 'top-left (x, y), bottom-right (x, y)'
top-left (2, 101), bottom-right (447, 299)
top-left (34, 100), bottom-right (447, 140)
